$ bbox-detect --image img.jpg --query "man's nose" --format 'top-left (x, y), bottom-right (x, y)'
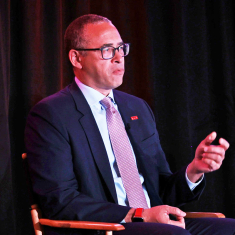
top-left (111, 49), bottom-right (123, 63)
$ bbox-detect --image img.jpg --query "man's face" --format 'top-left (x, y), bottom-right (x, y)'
top-left (77, 22), bottom-right (125, 95)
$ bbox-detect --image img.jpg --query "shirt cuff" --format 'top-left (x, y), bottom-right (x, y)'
top-left (185, 166), bottom-right (204, 191)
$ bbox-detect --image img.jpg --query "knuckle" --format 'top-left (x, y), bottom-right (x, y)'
top-left (165, 205), bottom-right (170, 211)
top-left (203, 158), bottom-right (210, 164)
top-left (214, 155), bottom-right (220, 163)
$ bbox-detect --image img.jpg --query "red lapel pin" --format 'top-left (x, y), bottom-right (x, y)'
top-left (131, 116), bottom-right (138, 120)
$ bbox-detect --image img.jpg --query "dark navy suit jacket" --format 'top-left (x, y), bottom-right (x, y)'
top-left (25, 81), bottom-right (204, 224)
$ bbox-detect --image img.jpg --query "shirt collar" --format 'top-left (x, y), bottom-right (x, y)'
top-left (75, 77), bottom-right (116, 107)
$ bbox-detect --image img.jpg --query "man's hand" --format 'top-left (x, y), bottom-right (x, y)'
top-left (143, 205), bottom-right (186, 229)
top-left (124, 206), bottom-right (186, 229)
top-left (187, 132), bottom-right (229, 183)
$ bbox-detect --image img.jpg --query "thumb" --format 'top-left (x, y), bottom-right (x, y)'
top-left (204, 132), bottom-right (217, 146)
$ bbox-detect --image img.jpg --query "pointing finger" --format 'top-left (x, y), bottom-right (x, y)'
top-left (204, 132), bottom-right (217, 146)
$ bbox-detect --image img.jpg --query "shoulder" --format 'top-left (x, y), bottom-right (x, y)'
top-left (36, 85), bottom-right (73, 108)
top-left (113, 89), bottom-right (146, 104)
top-left (113, 89), bottom-right (153, 115)
top-left (26, 85), bottom-right (81, 131)
top-left (29, 83), bottom-right (80, 115)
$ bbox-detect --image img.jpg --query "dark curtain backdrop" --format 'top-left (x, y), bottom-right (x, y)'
top-left (1, 0), bottom-right (235, 234)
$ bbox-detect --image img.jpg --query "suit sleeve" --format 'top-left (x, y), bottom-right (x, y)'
top-left (25, 101), bottom-right (130, 222)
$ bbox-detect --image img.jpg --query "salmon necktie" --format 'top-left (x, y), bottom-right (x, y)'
top-left (100, 97), bottom-right (148, 209)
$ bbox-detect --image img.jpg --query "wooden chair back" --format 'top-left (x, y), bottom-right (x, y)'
top-left (22, 153), bottom-right (125, 235)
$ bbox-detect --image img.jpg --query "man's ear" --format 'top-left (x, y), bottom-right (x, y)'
top-left (68, 49), bottom-right (82, 69)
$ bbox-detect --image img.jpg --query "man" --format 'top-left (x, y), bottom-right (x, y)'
top-left (25, 14), bottom-right (235, 235)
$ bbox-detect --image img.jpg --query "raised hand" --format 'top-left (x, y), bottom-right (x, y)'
top-left (187, 132), bottom-right (229, 183)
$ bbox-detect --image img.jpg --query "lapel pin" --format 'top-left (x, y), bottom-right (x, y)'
top-left (131, 116), bottom-right (138, 120)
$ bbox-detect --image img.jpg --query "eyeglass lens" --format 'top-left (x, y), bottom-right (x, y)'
top-left (102, 44), bottom-right (129, 59)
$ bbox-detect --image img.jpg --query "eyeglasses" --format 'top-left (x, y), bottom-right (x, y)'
top-left (74, 43), bottom-right (130, 60)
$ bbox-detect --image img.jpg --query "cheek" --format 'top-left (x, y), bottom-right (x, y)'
top-left (100, 63), bottom-right (111, 76)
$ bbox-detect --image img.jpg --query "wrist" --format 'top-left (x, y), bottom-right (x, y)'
top-left (132, 208), bottom-right (144, 222)
top-left (142, 208), bottom-right (149, 222)
top-left (124, 208), bottom-right (135, 223)
top-left (187, 163), bottom-right (204, 183)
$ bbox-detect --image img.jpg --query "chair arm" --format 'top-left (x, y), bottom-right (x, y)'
top-left (39, 219), bottom-right (125, 231)
top-left (185, 212), bottom-right (225, 218)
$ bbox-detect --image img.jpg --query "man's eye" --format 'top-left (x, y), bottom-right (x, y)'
top-left (103, 47), bottom-right (111, 52)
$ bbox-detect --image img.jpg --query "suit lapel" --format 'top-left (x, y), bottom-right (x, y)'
top-left (69, 82), bottom-right (118, 203)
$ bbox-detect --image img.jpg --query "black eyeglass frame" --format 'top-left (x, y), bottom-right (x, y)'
top-left (73, 43), bottom-right (130, 60)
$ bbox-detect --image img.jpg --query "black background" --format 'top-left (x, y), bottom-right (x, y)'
top-left (1, 0), bottom-right (235, 234)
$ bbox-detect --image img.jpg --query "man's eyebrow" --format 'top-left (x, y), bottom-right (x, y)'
top-left (102, 42), bottom-right (124, 47)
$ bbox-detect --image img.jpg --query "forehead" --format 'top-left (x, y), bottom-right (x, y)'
top-left (83, 22), bottom-right (123, 47)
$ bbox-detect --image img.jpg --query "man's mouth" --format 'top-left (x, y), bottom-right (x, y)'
top-left (113, 69), bottom-right (124, 75)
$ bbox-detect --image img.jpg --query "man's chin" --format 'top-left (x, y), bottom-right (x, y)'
top-left (111, 79), bottom-right (123, 90)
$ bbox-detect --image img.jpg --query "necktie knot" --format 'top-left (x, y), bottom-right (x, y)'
top-left (100, 97), bottom-right (113, 110)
